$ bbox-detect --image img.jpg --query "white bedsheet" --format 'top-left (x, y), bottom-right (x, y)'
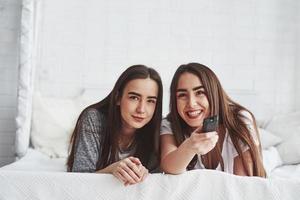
top-left (0, 169), bottom-right (299, 200)
top-left (270, 164), bottom-right (300, 180)
top-left (1, 148), bottom-right (66, 172)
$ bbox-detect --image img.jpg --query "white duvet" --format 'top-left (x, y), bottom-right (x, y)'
top-left (0, 149), bottom-right (66, 172)
top-left (0, 169), bottom-right (299, 200)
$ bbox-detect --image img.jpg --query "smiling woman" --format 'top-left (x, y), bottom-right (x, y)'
top-left (67, 65), bottom-right (163, 186)
top-left (160, 63), bottom-right (266, 177)
top-left (175, 73), bottom-right (210, 128)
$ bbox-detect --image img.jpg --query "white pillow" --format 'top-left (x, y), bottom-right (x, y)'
top-left (31, 93), bottom-right (85, 158)
top-left (265, 111), bottom-right (300, 140)
top-left (265, 112), bottom-right (300, 165)
top-left (276, 134), bottom-right (300, 165)
top-left (262, 146), bottom-right (282, 176)
top-left (258, 128), bottom-right (282, 149)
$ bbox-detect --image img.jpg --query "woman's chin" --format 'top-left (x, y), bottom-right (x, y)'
top-left (185, 119), bottom-right (202, 128)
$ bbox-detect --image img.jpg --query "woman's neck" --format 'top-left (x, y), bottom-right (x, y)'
top-left (118, 125), bottom-right (136, 150)
top-left (120, 122), bottom-right (136, 137)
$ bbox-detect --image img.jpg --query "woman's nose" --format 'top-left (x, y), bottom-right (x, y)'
top-left (188, 95), bottom-right (197, 107)
top-left (136, 101), bottom-right (146, 113)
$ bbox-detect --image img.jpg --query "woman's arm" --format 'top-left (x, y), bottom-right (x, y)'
top-left (234, 110), bottom-right (261, 176)
top-left (160, 130), bottom-right (219, 174)
top-left (72, 109), bottom-right (148, 185)
top-left (71, 109), bottom-right (103, 173)
top-left (160, 134), bottom-right (196, 174)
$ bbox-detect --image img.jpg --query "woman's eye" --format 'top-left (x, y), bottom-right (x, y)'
top-left (196, 90), bottom-right (205, 96)
top-left (177, 93), bottom-right (184, 97)
top-left (148, 99), bottom-right (156, 104)
top-left (129, 96), bottom-right (139, 101)
top-left (177, 93), bottom-right (187, 98)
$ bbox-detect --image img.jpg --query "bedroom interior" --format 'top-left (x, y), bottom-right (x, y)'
top-left (0, 0), bottom-right (300, 199)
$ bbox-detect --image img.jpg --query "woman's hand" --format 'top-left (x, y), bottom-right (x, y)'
top-left (124, 163), bottom-right (149, 186)
top-left (186, 127), bottom-right (219, 155)
top-left (111, 157), bottom-right (148, 186)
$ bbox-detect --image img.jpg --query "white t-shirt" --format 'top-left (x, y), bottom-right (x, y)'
top-left (160, 111), bottom-right (259, 174)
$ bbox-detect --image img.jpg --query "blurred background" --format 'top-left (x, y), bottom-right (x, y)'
top-left (0, 0), bottom-right (299, 167)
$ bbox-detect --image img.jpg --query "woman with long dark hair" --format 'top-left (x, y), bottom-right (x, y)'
top-left (160, 63), bottom-right (265, 177)
top-left (67, 65), bottom-right (163, 186)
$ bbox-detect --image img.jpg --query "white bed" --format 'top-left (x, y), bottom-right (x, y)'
top-left (1, 96), bottom-right (300, 200)
top-left (0, 148), bottom-right (66, 172)
top-left (1, 167), bottom-right (300, 200)
top-left (270, 164), bottom-right (300, 180)
top-left (2, 62), bottom-right (300, 199)
top-left (1, 0), bottom-right (300, 199)
top-left (2, 146), bottom-right (300, 180)
top-left (1, 91), bottom-right (300, 200)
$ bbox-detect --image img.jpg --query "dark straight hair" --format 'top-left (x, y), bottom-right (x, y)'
top-left (67, 65), bottom-right (163, 171)
top-left (167, 63), bottom-right (265, 177)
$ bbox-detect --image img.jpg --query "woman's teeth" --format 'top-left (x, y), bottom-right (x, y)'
top-left (186, 110), bottom-right (201, 118)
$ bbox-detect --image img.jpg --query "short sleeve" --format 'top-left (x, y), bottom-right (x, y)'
top-left (231, 110), bottom-right (260, 157)
top-left (71, 108), bottom-right (104, 172)
top-left (160, 118), bottom-right (173, 135)
top-left (239, 110), bottom-right (260, 146)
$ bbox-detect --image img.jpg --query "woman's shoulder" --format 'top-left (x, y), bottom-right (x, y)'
top-left (237, 110), bottom-right (259, 145)
top-left (161, 117), bottom-right (171, 124)
top-left (80, 107), bottom-right (106, 125)
top-left (75, 107), bottom-right (107, 140)
top-left (160, 117), bottom-right (173, 135)
top-left (238, 110), bottom-right (254, 124)
top-left (82, 107), bottom-right (104, 117)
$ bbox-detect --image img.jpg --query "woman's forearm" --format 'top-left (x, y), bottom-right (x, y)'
top-left (161, 140), bottom-right (196, 174)
top-left (96, 162), bottom-right (117, 174)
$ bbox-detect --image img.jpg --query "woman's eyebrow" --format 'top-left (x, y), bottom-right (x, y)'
top-left (128, 91), bottom-right (141, 97)
top-left (176, 88), bottom-right (187, 92)
top-left (176, 85), bottom-right (204, 92)
top-left (128, 91), bottom-right (157, 99)
top-left (147, 96), bottom-right (157, 99)
top-left (192, 86), bottom-right (204, 91)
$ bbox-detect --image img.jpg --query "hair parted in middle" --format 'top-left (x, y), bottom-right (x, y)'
top-left (167, 62), bottom-right (265, 177)
top-left (67, 65), bottom-right (163, 172)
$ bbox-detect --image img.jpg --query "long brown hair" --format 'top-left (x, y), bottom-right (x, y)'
top-left (67, 65), bottom-right (163, 171)
top-left (167, 63), bottom-right (265, 177)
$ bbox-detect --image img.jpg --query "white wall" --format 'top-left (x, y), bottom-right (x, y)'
top-left (0, 0), bottom-right (299, 166)
top-left (0, 0), bottom-right (21, 166)
top-left (36, 0), bottom-right (298, 120)
top-left (296, 1), bottom-right (300, 110)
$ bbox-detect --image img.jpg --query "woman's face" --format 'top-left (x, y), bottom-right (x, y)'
top-left (119, 78), bottom-right (158, 133)
top-left (176, 72), bottom-right (210, 128)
